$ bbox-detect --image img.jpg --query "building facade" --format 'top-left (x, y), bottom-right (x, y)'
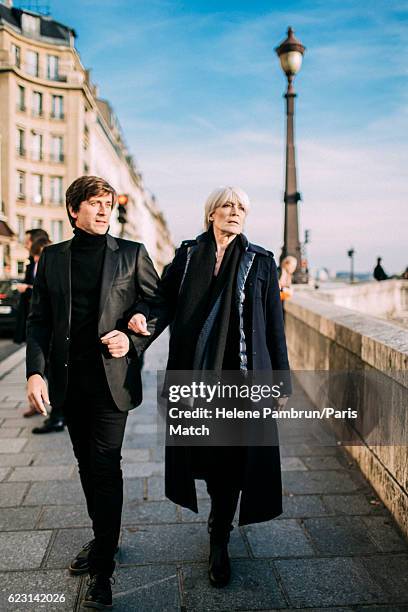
top-left (0, 1), bottom-right (173, 276)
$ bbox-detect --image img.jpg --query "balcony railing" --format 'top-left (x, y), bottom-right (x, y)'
top-left (16, 104), bottom-right (26, 112)
top-left (31, 110), bottom-right (44, 118)
top-left (16, 147), bottom-right (26, 157)
top-left (50, 112), bottom-right (65, 120)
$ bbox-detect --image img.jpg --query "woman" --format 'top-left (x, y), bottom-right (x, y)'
top-left (279, 255), bottom-right (297, 301)
top-left (129, 186), bottom-right (290, 587)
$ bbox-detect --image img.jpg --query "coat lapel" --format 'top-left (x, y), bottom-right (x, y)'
top-left (98, 234), bottom-right (119, 322)
top-left (59, 240), bottom-right (72, 326)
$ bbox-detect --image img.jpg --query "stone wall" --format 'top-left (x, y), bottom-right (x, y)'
top-left (284, 293), bottom-right (408, 538)
top-left (310, 279), bottom-right (408, 318)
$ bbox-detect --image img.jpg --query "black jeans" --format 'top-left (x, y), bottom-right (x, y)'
top-left (62, 360), bottom-right (128, 576)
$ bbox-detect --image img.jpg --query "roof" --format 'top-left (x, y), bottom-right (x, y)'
top-left (0, 3), bottom-right (76, 44)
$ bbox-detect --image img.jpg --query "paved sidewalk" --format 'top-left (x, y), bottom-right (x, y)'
top-left (0, 336), bottom-right (407, 611)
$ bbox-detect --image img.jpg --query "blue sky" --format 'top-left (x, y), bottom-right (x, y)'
top-left (34, 0), bottom-right (408, 273)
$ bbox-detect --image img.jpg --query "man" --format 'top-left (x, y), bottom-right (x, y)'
top-left (373, 257), bottom-right (388, 281)
top-left (26, 176), bottom-right (154, 610)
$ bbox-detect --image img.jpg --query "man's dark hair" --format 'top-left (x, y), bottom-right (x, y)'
top-left (65, 176), bottom-right (117, 227)
top-left (25, 228), bottom-right (49, 241)
top-left (30, 236), bottom-right (52, 257)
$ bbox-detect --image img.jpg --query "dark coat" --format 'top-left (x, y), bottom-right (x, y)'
top-left (157, 233), bottom-right (291, 526)
top-left (26, 234), bottom-right (161, 411)
top-left (13, 257), bottom-right (35, 344)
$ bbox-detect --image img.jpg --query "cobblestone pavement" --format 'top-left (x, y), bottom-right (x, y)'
top-left (0, 335), bottom-right (407, 611)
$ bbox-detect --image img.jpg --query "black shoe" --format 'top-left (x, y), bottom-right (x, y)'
top-left (32, 418), bottom-right (65, 434)
top-left (82, 574), bottom-right (114, 609)
top-left (208, 533), bottom-right (231, 588)
top-left (69, 540), bottom-right (120, 576)
top-left (69, 539), bottom-right (95, 575)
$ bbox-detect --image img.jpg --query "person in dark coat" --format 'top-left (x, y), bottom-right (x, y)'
top-left (373, 257), bottom-right (388, 281)
top-left (128, 186), bottom-right (291, 588)
top-left (14, 228), bottom-right (49, 345)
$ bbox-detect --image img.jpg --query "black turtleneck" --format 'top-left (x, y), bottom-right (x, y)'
top-left (69, 227), bottom-right (107, 363)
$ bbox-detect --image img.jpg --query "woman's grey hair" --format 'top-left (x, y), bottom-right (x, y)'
top-left (204, 186), bottom-right (250, 230)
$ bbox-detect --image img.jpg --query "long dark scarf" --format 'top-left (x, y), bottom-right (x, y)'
top-left (167, 228), bottom-right (243, 372)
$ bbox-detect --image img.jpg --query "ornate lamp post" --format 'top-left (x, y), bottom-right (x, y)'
top-left (275, 27), bottom-right (308, 283)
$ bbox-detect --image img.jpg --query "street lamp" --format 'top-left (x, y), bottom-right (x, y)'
top-left (275, 27), bottom-right (307, 283)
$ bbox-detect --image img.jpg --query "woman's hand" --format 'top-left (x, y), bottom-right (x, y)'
top-left (128, 314), bottom-right (151, 336)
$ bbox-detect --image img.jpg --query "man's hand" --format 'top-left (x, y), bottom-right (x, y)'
top-left (27, 374), bottom-right (49, 416)
top-left (17, 283), bottom-right (30, 294)
top-left (100, 330), bottom-right (130, 358)
top-left (128, 314), bottom-right (150, 336)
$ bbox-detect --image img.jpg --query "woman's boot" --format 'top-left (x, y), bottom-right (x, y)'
top-left (208, 530), bottom-right (231, 587)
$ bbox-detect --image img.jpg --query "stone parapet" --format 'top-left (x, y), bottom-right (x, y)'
top-left (285, 294), bottom-right (408, 538)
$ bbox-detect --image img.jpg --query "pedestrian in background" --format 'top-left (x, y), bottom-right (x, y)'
top-left (279, 255), bottom-right (297, 301)
top-left (14, 228), bottom-right (49, 345)
top-left (373, 257), bottom-right (388, 281)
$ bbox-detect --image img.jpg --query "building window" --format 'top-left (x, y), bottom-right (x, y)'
top-left (26, 50), bottom-right (39, 77)
top-left (50, 135), bottom-right (64, 162)
top-left (47, 55), bottom-right (59, 80)
top-left (11, 44), bottom-right (21, 68)
top-left (17, 216), bottom-right (25, 243)
top-left (32, 218), bottom-right (43, 229)
top-left (51, 220), bottom-right (63, 243)
top-left (31, 132), bottom-right (43, 161)
top-left (32, 91), bottom-right (43, 117)
top-left (17, 129), bottom-right (25, 156)
top-left (32, 174), bottom-right (43, 204)
top-left (51, 95), bottom-right (64, 119)
top-left (17, 85), bottom-right (25, 111)
top-left (17, 260), bottom-right (25, 275)
top-left (22, 14), bottom-right (40, 36)
top-left (17, 171), bottom-right (25, 199)
top-left (50, 176), bottom-right (63, 204)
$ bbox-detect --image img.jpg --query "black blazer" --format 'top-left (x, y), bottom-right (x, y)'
top-left (26, 234), bottom-right (161, 412)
